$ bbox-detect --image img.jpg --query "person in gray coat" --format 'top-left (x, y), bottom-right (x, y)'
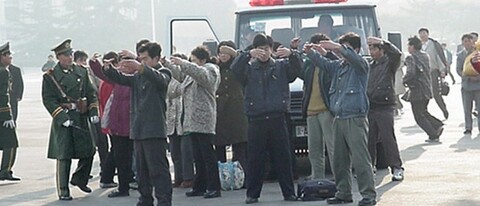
top-left (169, 46), bottom-right (222, 199)
top-left (103, 42), bottom-right (172, 206)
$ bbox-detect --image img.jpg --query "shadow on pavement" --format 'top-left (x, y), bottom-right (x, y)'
top-left (449, 134), bottom-right (480, 152)
top-left (0, 187), bottom-right (56, 205)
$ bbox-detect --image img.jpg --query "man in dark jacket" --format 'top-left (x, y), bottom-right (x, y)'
top-left (298, 33), bottom-right (337, 179)
top-left (366, 37), bottom-right (404, 181)
top-left (0, 42), bottom-right (20, 181)
top-left (103, 42), bottom-right (172, 206)
top-left (403, 36), bottom-right (444, 143)
top-left (231, 33), bottom-right (301, 204)
top-left (305, 33), bottom-right (376, 206)
top-left (42, 39), bottom-right (99, 200)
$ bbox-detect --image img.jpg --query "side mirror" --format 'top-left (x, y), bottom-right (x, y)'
top-left (203, 40), bottom-right (218, 57)
top-left (388, 32), bottom-right (402, 52)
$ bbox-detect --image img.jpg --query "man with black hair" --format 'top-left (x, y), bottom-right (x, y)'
top-left (457, 34), bottom-right (479, 135)
top-left (366, 37), bottom-right (404, 181)
top-left (304, 32), bottom-right (376, 206)
top-left (299, 33), bottom-right (337, 180)
top-left (103, 42), bottom-right (172, 206)
top-left (418, 27), bottom-right (449, 120)
top-left (231, 33), bottom-right (301, 204)
top-left (318, 15), bottom-right (339, 40)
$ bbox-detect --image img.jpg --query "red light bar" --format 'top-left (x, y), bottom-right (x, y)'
top-left (249, 0), bottom-right (284, 6)
top-left (250, 0), bottom-right (347, 6)
top-left (312, 0), bottom-right (347, 3)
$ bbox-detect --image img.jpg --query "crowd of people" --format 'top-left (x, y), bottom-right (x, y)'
top-left (1, 24), bottom-right (480, 206)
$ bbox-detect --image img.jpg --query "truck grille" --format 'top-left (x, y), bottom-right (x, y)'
top-left (289, 91), bottom-right (303, 112)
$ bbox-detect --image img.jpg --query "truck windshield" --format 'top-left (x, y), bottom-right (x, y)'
top-left (237, 6), bottom-right (378, 55)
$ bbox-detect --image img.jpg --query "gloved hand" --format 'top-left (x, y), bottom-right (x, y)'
top-left (90, 116), bottom-right (99, 124)
top-left (62, 120), bottom-right (73, 127)
top-left (2, 120), bottom-right (15, 129)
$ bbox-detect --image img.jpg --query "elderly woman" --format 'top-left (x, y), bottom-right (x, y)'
top-left (166, 46), bottom-right (221, 199)
top-left (403, 36), bottom-right (444, 143)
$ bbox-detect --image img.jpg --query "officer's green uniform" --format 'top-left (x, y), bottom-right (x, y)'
top-left (0, 42), bottom-right (20, 181)
top-left (41, 39), bottom-right (98, 199)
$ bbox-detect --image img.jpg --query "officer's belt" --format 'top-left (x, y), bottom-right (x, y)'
top-left (60, 103), bottom-right (77, 110)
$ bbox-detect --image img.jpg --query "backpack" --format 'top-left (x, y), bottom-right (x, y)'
top-left (297, 179), bottom-right (337, 201)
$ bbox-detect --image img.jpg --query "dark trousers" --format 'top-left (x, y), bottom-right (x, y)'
top-left (411, 99), bottom-right (443, 138)
top-left (0, 147), bottom-right (17, 177)
top-left (367, 108), bottom-right (403, 170)
top-left (102, 135), bottom-right (134, 193)
top-left (100, 135), bottom-right (116, 184)
top-left (431, 70), bottom-right (448, 117)
top-left (135, 138), bottom-right (172, 206)
top-left (91, 122), bottom-right (109, 175)
top-left (246, 116), bottom-right (295, 199)
top-left (57, 157), bottom-right (93, 197)
top-left (169, 134), bottom-right (194, 182)
top-left (190, 133), bottom-right (221, 192)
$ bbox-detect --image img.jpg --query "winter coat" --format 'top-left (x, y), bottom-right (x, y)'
top-left (103, 64), bottom-right (171, 140)
top-left (367, 40), bottom-right (401, 108)
top-left (215, 60), bottom-right (247, 145)
top-left (403, 51), bottom-right (432, 101)
top-left (166, 60), bottom-right (220, 134)
top-left (166, 78), bottom-right (183, 136)
top-left (89, 60), bottom-right (131, 137)
top-left (0, 65), bottom-right (18, 149)
top-left (42, 63), bottom-right (98, 159)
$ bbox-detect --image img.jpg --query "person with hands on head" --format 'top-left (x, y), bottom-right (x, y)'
top-left (103, 42), bottom-right (173, 206)
top-left (304, 32), bottom-right (377, 206)
top-left (366, 36), bottom-right (404, 181)
top-left (0, 42), bottom-right (21, 182)
top-left (41, 39), bottom-right (99, 201)
top-left (231, 33), bottom-right (301, 204)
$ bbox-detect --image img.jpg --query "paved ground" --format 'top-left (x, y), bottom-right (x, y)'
top-left (1, 69), bottom-right (479, 206)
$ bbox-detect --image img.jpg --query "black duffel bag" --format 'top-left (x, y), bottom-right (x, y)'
top-left (440, 80), bottom-right (450, 96)
top-left (297, 179), bottom-right (336, 201)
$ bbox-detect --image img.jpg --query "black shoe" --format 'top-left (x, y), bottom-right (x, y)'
top-left (108, 190), bottom-right (129, 198)
top-left (203, 190), bottom-right (221, 198)
top-left (0, 173), bottom-right (21, 181)
top-left (185, 190), bottom-right (205, 197)
top-left (245, 197), bottom-right (258, 204)
top-left (358, 197), bottom-right (377, 206)
top-left (464, 129), bottom-right (472, 135)
top-left (59, 195), bottom-right (73, 201)
top-left (70, 181), bottom-right (92, 193)
top-left (326, 197), bottom-right (353, 204)
top-left (284, 195), bottom-right (298, 201)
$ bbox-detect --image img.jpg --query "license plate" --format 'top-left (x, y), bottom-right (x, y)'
top-left (295, 126), bottom-right (308, 137)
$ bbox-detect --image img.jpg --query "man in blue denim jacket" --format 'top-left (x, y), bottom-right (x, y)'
top-left (304, 32), bottom-right (376, 206)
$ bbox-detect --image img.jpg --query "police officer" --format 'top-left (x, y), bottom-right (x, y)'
top-left (0, 42), bottom-right (21, 181)
top-left (41, 39), bottom-right (99, 200)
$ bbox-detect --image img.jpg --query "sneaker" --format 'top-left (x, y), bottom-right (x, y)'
top-left (464, 129), bottom-right (472, 135)
top-left (425, 138), bottom-right (440, 143)
top-left (392, 168), bottom-right (404, 181)
top-left (100, 182), bottom-right (118, 189)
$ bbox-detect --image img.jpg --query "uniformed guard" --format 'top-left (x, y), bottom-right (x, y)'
top-left (41, 39), bottom-right (99, 200)
top-left (0, 42), bottom-right (21, 181)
